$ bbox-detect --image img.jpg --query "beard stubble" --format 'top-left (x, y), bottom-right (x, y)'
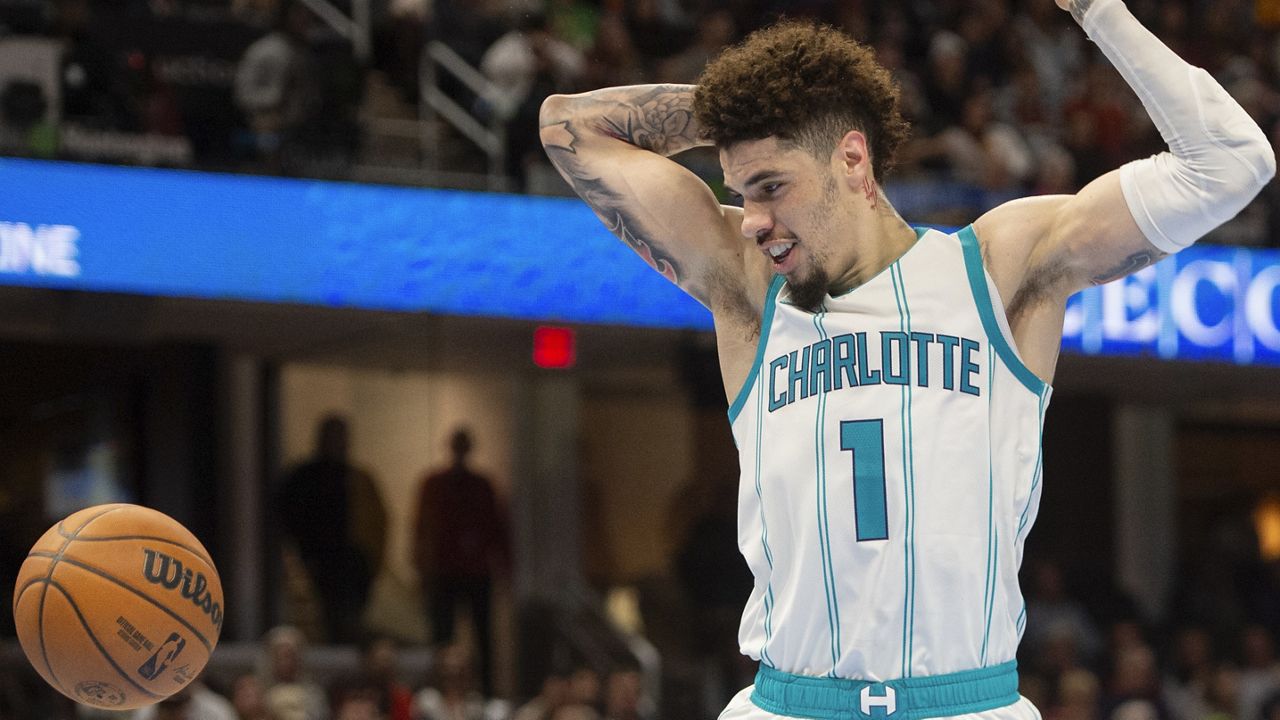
top-left (784, 172), bottom-right (842, 313)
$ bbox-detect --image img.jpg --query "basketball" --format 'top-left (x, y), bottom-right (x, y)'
top-left (11, 503), bottom-right (224, 710)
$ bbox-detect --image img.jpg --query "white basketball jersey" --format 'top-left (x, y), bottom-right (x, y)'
top-left (727, 225), bottom-right (1052, 682)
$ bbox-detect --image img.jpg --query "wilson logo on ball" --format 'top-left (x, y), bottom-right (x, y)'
top-left (141, 549), bottom-right (224, 629)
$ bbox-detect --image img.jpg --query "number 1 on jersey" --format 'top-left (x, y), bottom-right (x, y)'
top-left (840, 419), bottom-right (889, 541)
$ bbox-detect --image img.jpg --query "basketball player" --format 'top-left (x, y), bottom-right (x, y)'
top-left (541, 1), bottom-right (1273, 719)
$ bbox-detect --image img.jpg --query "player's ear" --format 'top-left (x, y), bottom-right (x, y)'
top-left (835, 130), bottom-right (871, 187)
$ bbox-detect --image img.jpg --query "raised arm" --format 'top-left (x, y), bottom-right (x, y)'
top-left (539, 84), bottom-right (761, 310)
top-left (974, 0), bottom-right (1275, 379)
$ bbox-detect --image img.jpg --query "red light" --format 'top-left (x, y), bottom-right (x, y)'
top-left (533, 326), bottom-right (576, 369)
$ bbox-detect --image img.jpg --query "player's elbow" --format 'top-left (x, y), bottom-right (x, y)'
top-left (1251, 134), bottom-right (1276, 187)
top-left (1223, 115), bottom-right (1275, 196)
top-left (539, 94), bottom-right (573, 131)
top-left (1182, 120), bottom-right (1275, 221)
top-left (1208, 132), bottom-right (1275, 222)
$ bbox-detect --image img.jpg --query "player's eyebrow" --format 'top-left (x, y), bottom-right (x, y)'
top-left (724, 170), bottom-right (781, 197)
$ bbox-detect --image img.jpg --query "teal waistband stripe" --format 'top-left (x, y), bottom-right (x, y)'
top-left (751, 662), bottom-right (1020, 720)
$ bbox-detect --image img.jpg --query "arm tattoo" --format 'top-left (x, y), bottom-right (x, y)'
top-left (1069, 0), bottom-right (1096, 25)
top-left (1089, 249), bottom-right (1168, 285)
top-left (615, 211), bottom-right (680, 284)
top-left (540, 84), bottom-right (703, 158)
top-left (593, 86), bottom-right (701, 157)
top-left (542, 123), bottom-right (682, 284)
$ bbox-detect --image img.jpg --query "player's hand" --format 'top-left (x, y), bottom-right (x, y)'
top-left (1055, 0), bottom-right (1071, 11)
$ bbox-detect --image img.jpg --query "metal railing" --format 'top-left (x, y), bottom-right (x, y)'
top-left (295, 0), bottom-right (371, 61)
top-left (418, 41), bottom-right (512, 191)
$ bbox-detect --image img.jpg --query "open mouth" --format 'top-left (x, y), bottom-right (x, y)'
top-left (765, 242), bottom-right (795, 265)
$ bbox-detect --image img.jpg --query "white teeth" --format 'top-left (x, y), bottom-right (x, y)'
top-left (768, 243), bottom-right (794, 258)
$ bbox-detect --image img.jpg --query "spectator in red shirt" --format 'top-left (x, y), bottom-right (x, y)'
top-left (413, 427), bottom-right (511, 696)
top-left (358, 635), bottom-right (413, 720)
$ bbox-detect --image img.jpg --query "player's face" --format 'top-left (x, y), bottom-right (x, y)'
top-left (721, 137), bottom-right (850, 311)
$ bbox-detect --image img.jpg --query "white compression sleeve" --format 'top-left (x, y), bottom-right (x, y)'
top-left (1074, 0), bottom-right (1276, 252)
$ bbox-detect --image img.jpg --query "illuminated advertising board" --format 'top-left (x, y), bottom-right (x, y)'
top-left (2, 159), bottom-right (1278, 366)
top-left (0, 158), bottom-right (710, 329)
top-left (1064, 245), bottom-right (1280, 365)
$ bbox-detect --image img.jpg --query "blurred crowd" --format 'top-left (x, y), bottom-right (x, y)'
top-left (4, 562), bottom-right (1278, 720)
top-left (1012, 559), bottom-right (1280, 720)
top-left (2, 627), bottom-right (652, 720)
top-left (1, 0), bottom-right (1279, 242)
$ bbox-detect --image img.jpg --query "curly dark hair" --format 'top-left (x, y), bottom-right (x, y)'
top-left (693, 21), bottom-right (911, 175)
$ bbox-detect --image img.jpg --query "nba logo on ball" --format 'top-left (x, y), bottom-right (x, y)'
top-left (138, 632), bottom-right (187, 680)
top-left (12, 504), bottom-right (223, 710)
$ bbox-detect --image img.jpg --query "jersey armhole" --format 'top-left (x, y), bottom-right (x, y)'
top-left (957, 225), bottom-right (1049, 396)
top-left (727, 274), bottom-right (787, 423)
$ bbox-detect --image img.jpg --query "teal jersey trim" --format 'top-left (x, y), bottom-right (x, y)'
top-left (813, 309), bottom-right (843, 674)
top-left (1017, 389), bottom-right (1050, 536)
top-left (981, 344), bottom-right (996, 666)
top-left (751, 661), bottom-right (1021, 720)
top-left (729, 274), bottom-right (787, 424)
top-left (890, 265), bottom-right (917, 678)
top-left (754, 377), bottom-right (777, 666)
top-left (987, 528), bottom-right (1000, 659)
top-left (956, 226), bottom-right (1047, 396)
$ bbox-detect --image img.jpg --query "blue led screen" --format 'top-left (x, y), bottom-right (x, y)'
top-left (2, 158), bottom-right (1279, 366)
top-left (0, 158), bottom-right (710, 329)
